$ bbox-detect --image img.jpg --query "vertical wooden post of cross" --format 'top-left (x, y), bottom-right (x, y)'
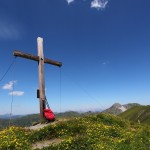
top-left (37, 37), bottom-right (46, 123)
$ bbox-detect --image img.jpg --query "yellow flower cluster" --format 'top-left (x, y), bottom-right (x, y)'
top-left (0, 126), bottom-right (31, 149)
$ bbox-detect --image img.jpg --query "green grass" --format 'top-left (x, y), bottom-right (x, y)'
top-left (119, 105), bottom-right (150, 124)
top-left (0, 113), bottom-right (150, 150)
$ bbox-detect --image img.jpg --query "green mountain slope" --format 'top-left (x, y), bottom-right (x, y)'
top-left (0, 114), bottom-right (39, 130)
top-left (0, 111), bottom-right (81, 130)
top-left (56, 111), bottom-right (81, 118)
top-left (119, 105), bottom-right (150, 124)
top-left (0, 113), bottom-right (150, 150)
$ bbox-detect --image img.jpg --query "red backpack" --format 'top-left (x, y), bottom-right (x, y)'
top-left (44, 108), bottom-right (55, 121)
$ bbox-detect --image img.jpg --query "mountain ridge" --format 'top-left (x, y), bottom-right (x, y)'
top-left (103, 103), bottom-right (141, 115)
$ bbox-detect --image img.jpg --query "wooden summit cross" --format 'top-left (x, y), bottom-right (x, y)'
top-left (13, 37), bottom-right (62, 123)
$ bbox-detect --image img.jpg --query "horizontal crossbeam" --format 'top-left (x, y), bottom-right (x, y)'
top-left (13, 50), bottom-right (62, 67)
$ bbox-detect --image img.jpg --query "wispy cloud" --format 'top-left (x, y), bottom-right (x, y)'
top-left (0, 16), bottom-right (21, 40)
top-left (102, 61), bottom-right (110, 65)
top-left (9, 91), bottom-right (24, 96)
top-left (91, 0), bottom-right (108, 10)
top-left (2, 81), bottom-right (17, 90)
top-left (102, 62), bottom-right (107, 65)
top-left (66, 0), bottom-right (74, 5)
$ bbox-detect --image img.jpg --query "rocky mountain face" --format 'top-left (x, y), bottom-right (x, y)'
top-left (103, 103), bottom-right (140, 115)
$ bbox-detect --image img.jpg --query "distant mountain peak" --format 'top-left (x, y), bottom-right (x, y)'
top-left (112, 103), bottom-right (122, 108)
top-left (103, 103), bottom-right (141, 115)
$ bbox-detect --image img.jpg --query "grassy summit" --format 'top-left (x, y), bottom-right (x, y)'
top-left (0, 113), bottom-right (150, 149)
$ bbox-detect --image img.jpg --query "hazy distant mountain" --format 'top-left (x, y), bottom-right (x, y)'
top-left (103, 103), bottom-right (141, 115)
top-left (0, 114), bottom-right (24, 119)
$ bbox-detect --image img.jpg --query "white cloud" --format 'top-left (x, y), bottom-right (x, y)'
top-left (2, 81), bottom-right (17, 90)
top-left (66, 0), bottom-right (74, 4)
top-left (91, 0), bottom-right (108, 10)
top-left (9, 91), bottom-right (24, 96)
top-left (2, 81), bottom-right (24, 96)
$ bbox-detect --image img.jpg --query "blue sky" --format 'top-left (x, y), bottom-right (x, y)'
top-left (0, 0), bottom-right (150, 114)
